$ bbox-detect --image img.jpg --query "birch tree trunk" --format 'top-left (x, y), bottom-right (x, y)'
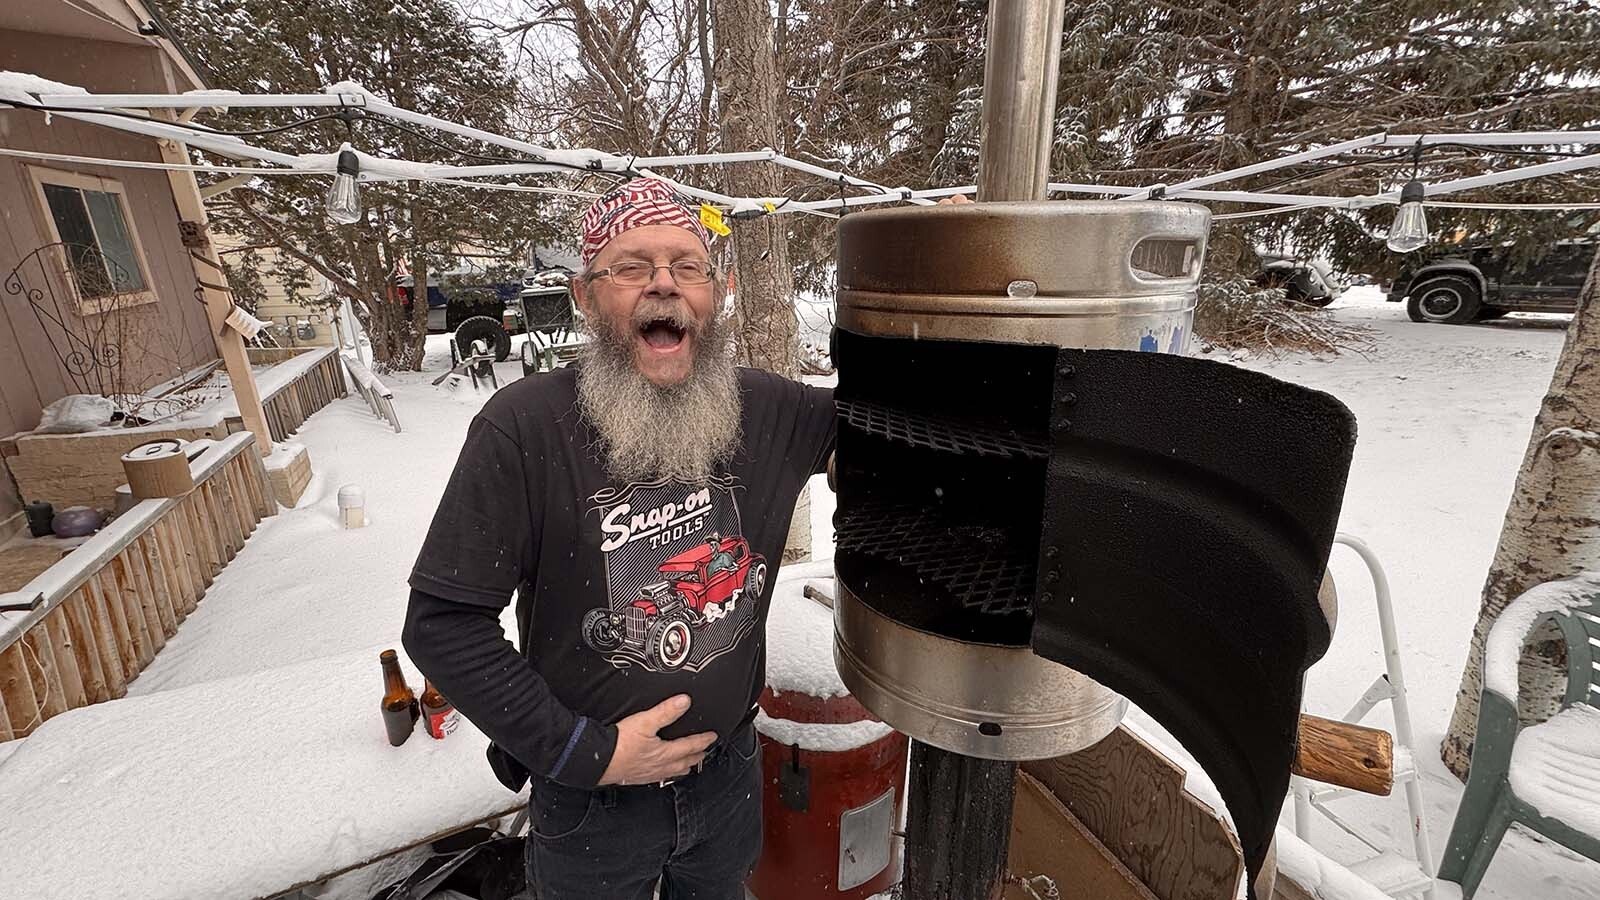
top-left (712, 0), bottom-right (811, 563)
top-left (1441, 247), bottom-right (1600, 778)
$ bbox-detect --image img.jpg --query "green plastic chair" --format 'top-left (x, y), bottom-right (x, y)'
top-left (1438, 572), bottom-right (1600, 897)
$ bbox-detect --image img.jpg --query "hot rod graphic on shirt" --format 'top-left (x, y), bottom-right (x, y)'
top-left (582, 478), bottom-right (767, 672)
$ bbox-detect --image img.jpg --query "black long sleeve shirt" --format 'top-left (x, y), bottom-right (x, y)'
top-left (406, 365), bottom-right (836, 790)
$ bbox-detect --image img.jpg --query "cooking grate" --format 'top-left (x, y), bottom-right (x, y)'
top-left (834, 499), bottom-right (1036, 616)
top-left (837, 399), bottom-right (1049, 460)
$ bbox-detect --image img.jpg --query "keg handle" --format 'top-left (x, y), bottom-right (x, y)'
top-left (1127, 234), bottom-right (1205, 283)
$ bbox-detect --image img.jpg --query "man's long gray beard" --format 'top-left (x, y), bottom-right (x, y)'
top-left (576, 307), bottom-right (742, 485)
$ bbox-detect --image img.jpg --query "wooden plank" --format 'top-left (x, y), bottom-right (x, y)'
top-left (43, 612), bottom-right (87, 710)
top-left (121, 543), bottom-right (169, 652)
top-left (232, 454), bottom-right (259, 531)
top-left (154, 517), bottom-right (198, 616)
top-left (83, 573), bottom-right (129, 698)
top-left (22, 624), bottom-right (66, 722)
top-left (137, 532), bottom-right (179, 636)
top-left (236, 453), bottom-right (268, 520)
top-left (0, 643), bottom-right (39, 737)
top-left (1005, 771), bottom-right (1159, 900)
top-left (180, 494), bottom-right (220, 582)
top-left (93, 569), bottom-right (140, 679)
top-left (201, 480), bottom-right (237, 561)
top-left (109, 555), bottom-right (157, 669)
top-left (218, 463), bottom-right (251, 546)
top-left (1023, 727), bottom-right (1244, 900)
top-left (62, 590), bottom-right (110, 704)
top-left (228, 458), bottom-right (259, 536)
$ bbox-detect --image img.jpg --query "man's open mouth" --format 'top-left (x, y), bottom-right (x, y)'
top-left (639, 317), bottom-right (688, 351)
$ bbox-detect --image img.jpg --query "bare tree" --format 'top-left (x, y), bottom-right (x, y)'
top-left (1441, 247), bottom-right (1600, 777)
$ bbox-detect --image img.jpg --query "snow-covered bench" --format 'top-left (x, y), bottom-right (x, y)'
top-left (0, 646), bottom-right (524, 899)
top-left (1438, 572), bottom-right (1600, 897)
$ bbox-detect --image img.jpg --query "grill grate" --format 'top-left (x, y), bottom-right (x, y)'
top-left (837, 399), bottom-right (1049, 460)
top-left (834, 499), bottom-right (1036, 616)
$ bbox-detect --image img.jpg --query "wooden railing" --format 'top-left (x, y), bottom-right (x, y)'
top-left (255, 348), bottom-right (347, 441)
top-left (0, 433), bottom-right (275, 740)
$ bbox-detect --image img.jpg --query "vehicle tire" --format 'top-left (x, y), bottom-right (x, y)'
top-left (744, 561), bottom-right (767, 601)
top-left (1405, 275), bottom-right (1482, 324)
top-left (582, 608), bottom-right (623, 653)
top-left (455, 315), bottom-right (512, 362)
top-left (647, 619), bottom-right (692, 671)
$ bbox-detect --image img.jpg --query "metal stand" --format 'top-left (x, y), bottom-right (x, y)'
top-left (904, 741), bottom-right (1018, 900)
top-left (1293, 533), bottom-right (1436, 899)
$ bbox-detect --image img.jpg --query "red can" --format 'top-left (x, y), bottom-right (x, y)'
top-left (750, 685), bottom-right (909, 900)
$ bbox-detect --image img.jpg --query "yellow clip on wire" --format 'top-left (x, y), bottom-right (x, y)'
top-left (699, 204), bottom-right (732, 236)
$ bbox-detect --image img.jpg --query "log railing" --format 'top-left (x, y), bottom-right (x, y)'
top-left (256, 348), bottom-right (347, 441)
top-left (0, 433), bottom-right (275, 740)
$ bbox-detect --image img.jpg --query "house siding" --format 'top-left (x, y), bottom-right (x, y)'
top-left (0, 28), bottom-right (219, 520)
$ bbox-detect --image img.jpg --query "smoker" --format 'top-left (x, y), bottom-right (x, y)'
top-left (832, 200), bottom-right (1210, 764)
top-left (826, 6), bottom-right (1355, 899)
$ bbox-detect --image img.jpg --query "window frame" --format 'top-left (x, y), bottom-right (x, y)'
top-left (27, 166), bottom-right (159, 316)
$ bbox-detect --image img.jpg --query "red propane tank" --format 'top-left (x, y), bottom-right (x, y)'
top-left (750, 679), bottom-right (909, 899)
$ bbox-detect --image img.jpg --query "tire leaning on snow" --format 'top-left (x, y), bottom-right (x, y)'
top-left (454, 315), bottom-right (512, 362)
top-left (1405, 274), bottom-right (1482, 325)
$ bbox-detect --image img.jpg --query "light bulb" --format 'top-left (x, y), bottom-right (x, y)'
top-left (1386, 180), bottom-right (1428, 254)
top-left (325, 148), bottom-right (363, 225)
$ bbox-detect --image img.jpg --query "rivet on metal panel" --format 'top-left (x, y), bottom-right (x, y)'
top-left (1057, 365), bottom-right (1075, 378)
top-left (1058, 392), bottom-right (1076, 406)
top-left (1045, 569), bottom-right (1060, 584)
top-left (1045, 546), bottom-right (1060, 560)
top-left (1039, 592), bottom-right (1054, 605)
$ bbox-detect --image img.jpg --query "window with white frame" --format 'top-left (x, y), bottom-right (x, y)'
top-left (29, 167), bottom-right (154, 312)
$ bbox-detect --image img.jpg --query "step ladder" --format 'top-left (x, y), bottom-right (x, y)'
top-left (1292, 533), bottom-right (1436, 900)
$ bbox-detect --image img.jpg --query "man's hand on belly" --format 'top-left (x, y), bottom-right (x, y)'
top-left (598, 694), bottom-right (718, 785)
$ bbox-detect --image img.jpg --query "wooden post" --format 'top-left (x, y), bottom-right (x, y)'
top-left (154, 130), bottom-right (273, 454)
top-left (904, 741), bottom-right (1018, 900)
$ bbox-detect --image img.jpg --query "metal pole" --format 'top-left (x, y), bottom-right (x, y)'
top-left (904, 3), bottom-right (1067, 898)
top-left (975, 0), bottom-right (1067, 202)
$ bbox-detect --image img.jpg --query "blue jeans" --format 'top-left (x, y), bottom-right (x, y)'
top-left (525, 723), bottom-right (762, 899)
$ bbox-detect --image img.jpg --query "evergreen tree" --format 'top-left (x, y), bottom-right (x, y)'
top-left (167, 0), bottom-right (558, 370)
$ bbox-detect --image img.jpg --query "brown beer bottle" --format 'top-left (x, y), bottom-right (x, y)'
top-left (421, 679), bottom-right (460, 739)
top-left (379, 649), bottom-right (419, 746)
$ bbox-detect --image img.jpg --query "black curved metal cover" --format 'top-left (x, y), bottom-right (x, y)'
top-left (1031, 347), bottom-right (1356, 898)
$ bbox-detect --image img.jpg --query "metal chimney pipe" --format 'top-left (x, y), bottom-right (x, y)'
top-left (975, 0), bottom-right (1067, 202)
top-left (901, 5), bottom-right (1071, 898)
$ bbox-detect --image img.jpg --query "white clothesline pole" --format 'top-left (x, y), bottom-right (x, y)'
top-left (35, 92), bottom-right (365, 110)
top-left (1120, 132), bottom-right (1393, 201)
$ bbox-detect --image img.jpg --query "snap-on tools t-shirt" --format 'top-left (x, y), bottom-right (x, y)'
top-left (407, 365), bottom-right (835, 788)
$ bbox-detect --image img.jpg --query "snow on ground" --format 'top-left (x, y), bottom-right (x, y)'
top-left (1237, 287), bottom-right (1598, 898)
top-left (7, 294), bottom-right (1600, 898)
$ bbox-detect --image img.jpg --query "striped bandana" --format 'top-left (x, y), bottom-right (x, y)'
top-left (580, 178), bottom-right (710, 267)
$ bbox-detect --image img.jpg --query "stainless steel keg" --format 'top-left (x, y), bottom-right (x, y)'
top-left (831, 198), bottom-right (1212, 761)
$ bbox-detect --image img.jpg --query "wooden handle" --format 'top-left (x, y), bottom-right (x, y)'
top-left (1292, 713), bottom-right (1393, 796)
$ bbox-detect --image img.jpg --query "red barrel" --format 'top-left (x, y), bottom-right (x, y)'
top-left (750, 684), bottom-right (909, 900)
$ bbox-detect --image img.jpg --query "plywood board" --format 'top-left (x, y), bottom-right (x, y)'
top-left (1022, 726), bottom-right (1244, 900)
top-left (1006, 770), bottom-right (1160, 900)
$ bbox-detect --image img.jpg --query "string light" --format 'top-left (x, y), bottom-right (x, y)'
top-left (325, 145), bottom-right (363, 224)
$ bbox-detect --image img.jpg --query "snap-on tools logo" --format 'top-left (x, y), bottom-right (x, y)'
top-left (582, 477), bottom-right (766, 673)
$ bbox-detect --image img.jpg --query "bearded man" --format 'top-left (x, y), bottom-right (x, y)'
top-left (404, 177), bottom-right (835, 899)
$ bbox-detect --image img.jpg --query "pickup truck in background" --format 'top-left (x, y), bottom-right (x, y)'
top-left (1387, 240), bottom-right (1594, 324)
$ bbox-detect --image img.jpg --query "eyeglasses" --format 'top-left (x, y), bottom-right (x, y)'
top-left (589, 260), bottom-right (715, 287)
